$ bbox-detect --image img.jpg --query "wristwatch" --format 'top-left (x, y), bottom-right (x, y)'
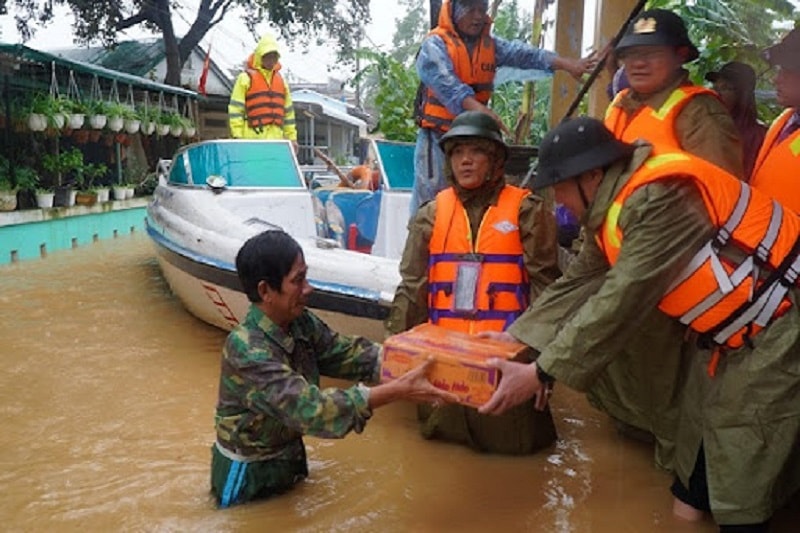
top-left (536, 363), bottom-right (555, 385)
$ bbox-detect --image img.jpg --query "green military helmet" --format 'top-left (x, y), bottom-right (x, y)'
top-left (439, 110), bottom-right (508, 160)
top-left (615, 9), bottom-right (699, 63)
top-left (532, 117), bottom-right (635, 190)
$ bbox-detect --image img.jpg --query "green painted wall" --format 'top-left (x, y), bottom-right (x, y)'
top-left (0, 206), bottom-right (146, 264)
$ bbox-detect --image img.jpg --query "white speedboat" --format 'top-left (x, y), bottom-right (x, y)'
top-left (145, 139), bottom-right (414, 331)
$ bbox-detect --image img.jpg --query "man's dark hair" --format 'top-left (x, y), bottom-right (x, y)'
top-left (236, 230), bottom-right (303, 303)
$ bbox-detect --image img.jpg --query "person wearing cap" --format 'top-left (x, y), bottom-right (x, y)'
top-left (749, 28), bottom-right (800, 212)
top-left (410, 0), bottom-right (597, 217)
top-left (705, 61), bottom-right (767, 178)
top-left (477, 116), bottom-right (800, 530)
top-left (386, 110), bottom-right (561, 454)
top-left (588, 8), bottom-right (746, 468)
top-left (605, 9), bottom-right (743, 178)
top-left (228, 33), bottom-right (298, 146)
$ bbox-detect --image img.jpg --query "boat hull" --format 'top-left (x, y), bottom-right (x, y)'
top-left (147, 220), bottom-right (391, 332)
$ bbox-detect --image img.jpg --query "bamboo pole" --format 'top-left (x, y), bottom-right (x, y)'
top-left (513, 0), bottom-right (546, 144)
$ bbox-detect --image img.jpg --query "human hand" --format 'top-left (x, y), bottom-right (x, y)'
top-left (477, 359), bottom-right (542, 415)
top-left (395, 357), bottom-right (459, 405)
top-left (555, 51), bottom-right (599, 81)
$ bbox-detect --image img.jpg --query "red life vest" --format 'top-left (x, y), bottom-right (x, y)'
top-left (419, 1), bottom-right (496, 133)
top-left (597, 152), bottom-right (800, 350)
top-left (245, 68), bottom-right (287, 130)
top-left (428, 186), bottom-right (530, 334)
top-left (604, 86), bottom-right (717, 154)
top-left (749, 108), bottom-right (800, 213)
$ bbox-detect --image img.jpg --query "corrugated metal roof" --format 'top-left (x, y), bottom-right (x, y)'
top-left (53, 39), bottom-right (165, 78)
top-left (0, 42), bottom-right (196, 97)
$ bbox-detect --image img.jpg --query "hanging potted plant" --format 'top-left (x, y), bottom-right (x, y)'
top-left (87, 99), bottom-right (109, 130)
top-left (25, 96), bottom-right (48, 132)
top-left (105, 102), bottom-right (127, 132)
top-left (163, 111), bottom-right (185, 137)
top-left (139, 107), bottom-right (159, 136)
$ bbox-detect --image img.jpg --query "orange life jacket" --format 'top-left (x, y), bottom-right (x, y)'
top-left (419, 1), bottom-right (496, 133)
top-left (604, 86), bottom-right (717, 154)
top-left (428, 186), bottom-right (530, 334)
top-left (749, 108), bottom-right (800, 213)
top-left (597, 152), bottom-right (800, 350)
top-left (245, 66), bottom-right (286, 130)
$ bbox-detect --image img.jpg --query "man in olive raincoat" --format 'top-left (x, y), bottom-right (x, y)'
top-left (479, 117), bottom-right (800, 530)
top-left (588, 8), bottom-right (745, 471)
top-left (228, 33), bottom-right (297, 143)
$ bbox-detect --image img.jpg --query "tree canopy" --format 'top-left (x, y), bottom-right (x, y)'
top-left (2, 0), bottom-right (371, 86)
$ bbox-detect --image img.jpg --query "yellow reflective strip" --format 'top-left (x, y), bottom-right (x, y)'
top-left (644, 152), bottom-right (690, 169)
top-left (790, 135), bottom-right (800, 156)
top-left (605, 201), bottom-right (623, 250)
top-left (652, 89), bottom-right (686, 121)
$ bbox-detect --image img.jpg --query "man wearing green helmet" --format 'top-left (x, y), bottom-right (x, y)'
top-left (385, 110), bottom-right (561, 454)
top-left (479, 116), bottom-right (800, 531)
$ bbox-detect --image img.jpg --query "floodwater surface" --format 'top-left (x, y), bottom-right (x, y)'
top-left (0, 235), bottom-right (796, 532)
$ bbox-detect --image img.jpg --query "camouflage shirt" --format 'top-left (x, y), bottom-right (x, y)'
top-left (214, 305), bottom-right (381, 461)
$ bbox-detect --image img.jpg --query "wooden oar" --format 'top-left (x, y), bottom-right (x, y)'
top-left (313, 147), bottom-right (354, 188)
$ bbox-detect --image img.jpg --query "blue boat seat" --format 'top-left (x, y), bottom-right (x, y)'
top-left (324, 189), bottom-right (381, 253)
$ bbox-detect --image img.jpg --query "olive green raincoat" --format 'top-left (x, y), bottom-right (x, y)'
top-left (509, 143), bottom-right (800, 524)
top-left (585, 70), bottom-right (745, 470)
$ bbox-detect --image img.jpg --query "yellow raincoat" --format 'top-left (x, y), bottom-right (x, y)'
top-left (228, 34), bottom-right (297, 141)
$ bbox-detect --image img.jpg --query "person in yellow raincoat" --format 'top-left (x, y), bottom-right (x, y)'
top-left (228, 33), bottom-right (298, 144)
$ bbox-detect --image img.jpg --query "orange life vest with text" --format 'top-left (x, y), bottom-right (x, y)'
top-left (597, 152), bottom-right (800, 350)
top-left (749, 108), bottom-right (800, 213)
top-left (245, 67), bottom-right (287, 131)
top-left (604, 86), bottom-right (717, 154)
top-left (428, 186), bottom-right (530, 334)
top-left (419, 2), bottom-right (496, 133)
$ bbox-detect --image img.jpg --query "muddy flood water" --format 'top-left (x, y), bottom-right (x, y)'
top-left (0, 233), bottom-right (797, 532)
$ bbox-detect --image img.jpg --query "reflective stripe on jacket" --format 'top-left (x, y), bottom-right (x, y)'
top-left (749, 108), bottom-right (800, 213)
top-left (245, 68), bottom-right (287, 130)
top-left (604, 86), bottom-right (717, 153)
top-left (428, 185), bottom-right (529, 333)
top-left (597, 152), bottom-right (800, 349)
top-left (419, 2), bottom-right (496, 133)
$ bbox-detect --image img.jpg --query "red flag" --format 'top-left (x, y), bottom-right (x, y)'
top-left (198, 42), bottom-right (212, 96)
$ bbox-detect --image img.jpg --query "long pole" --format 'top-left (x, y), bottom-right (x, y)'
top-left (560, 0), bottom-right (646, 122)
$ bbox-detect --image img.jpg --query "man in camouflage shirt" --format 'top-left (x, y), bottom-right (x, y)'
top-left (211, 230), bottom-right (454, 508)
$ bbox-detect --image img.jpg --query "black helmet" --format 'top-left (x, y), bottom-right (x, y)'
top-left (439, 110), bottom-right (507, 159)
top-left (764, 28), bottom-right (800, 71)
top-left (615, 9), bottom-right (699, 63)
top-left (532, 117), bottom-right (635, 190)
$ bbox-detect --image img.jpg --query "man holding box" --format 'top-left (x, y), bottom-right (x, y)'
top-left (386, 110), bottom-right (560, 454)
top-left (479, 117), bottom-right (800, 530)
top-left (211, 230), bottom-right (456, 508)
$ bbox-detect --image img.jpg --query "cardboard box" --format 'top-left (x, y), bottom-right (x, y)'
top-left (381, 323), bottom-right (530, 408)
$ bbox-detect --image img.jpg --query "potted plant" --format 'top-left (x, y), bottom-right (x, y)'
top-left (0, 155), bottom-right (18, 211)
top-left (104, 102), bottom-right (129, 132)
top-left (42, 147), bottom-right (84, 207)
top-left (74, 162), bottom-right (108, 206)
top-left (87, 99), bottom-right (109, 130)
top-left (65, 99), bottom-right (87, 130)
top-left (162, 111), bottom-right (185, 137)
top-left (139, 107), bottom-right (159, 136)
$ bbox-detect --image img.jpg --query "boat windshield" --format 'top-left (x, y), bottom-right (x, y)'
top-left (168, 140), bottom-right (305, 188)
top-left (373, 140), bottom-right (414, 191)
